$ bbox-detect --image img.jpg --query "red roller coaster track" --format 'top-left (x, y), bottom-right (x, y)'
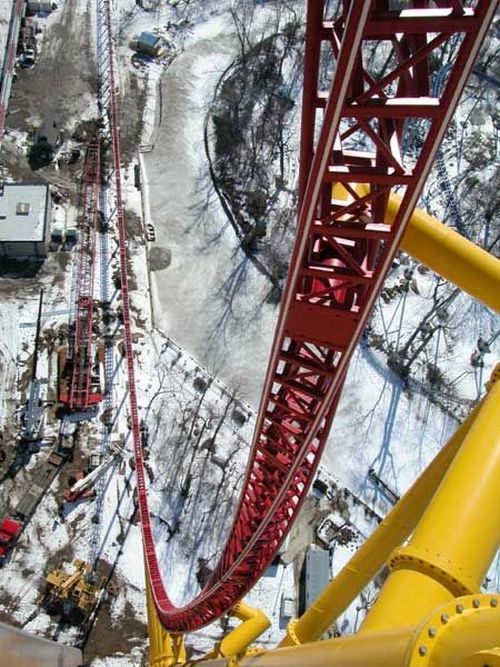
top-left (103, 0), bottom-right (496, 632)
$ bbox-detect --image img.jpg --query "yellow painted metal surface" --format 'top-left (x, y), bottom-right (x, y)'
top-left (406, 594), bottom-right (500, 667)
top-left (146, 571), bottom-right (186, 667)
top-left (393, 192), bottom-right (500, 313)
top-left (219, 601), bottom-right (270, 658)
top-left (195, 627), bottom-right (414, 667)
top-left (279, 398), bottom-right (481, 647)
top-left (201, 600), bottom-right (270, 661)
top-left (331, 183), bottom-right (500, 312)
top-left (193, 597), bottom-right (500, 667)
top-left (466, 647), bottom-right (500, 666)
top-left (361, 368), bottom-right (500, 632)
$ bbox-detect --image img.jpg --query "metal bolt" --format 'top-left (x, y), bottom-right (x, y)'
top-left (491, 599), bottom-right (498, 608)
top-left (440, 613), bottom-right (449, 624)
top-left (419, 645), bottom-right (427, 656)
top-left (472, 599), bottom-right (480, 608)
top-left (456, 604), bottom-right (464, 613)
top-left (428, 627), bottom-right (437, 638)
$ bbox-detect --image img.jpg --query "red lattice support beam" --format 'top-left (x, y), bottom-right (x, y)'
top-left (68, 140), bottom-right (101, 410)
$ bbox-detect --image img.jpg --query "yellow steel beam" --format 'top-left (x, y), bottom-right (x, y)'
top-left (201, 600), bottom-right (270, 661)
top-left (393, 192), bottom-right (500, 313)
top-left (195, 594), bottom-right (500, 666)
top-left (466, 648), bottom-right (500, 667)
top-left (146, 567), bottom-right (186, 667)
top-left (405, 594), bottom-right (500, 667)
top-left (360, 366), bottom-right (500, 633)
top-left (279, 395), bottom-right (481, 647)
top-left (332, 183), bottom-right (500, 312)
top-left (196, 627), bottom-right (415, 667)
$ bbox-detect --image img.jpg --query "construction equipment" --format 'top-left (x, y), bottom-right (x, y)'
top-left (0, 0), bottom-right (25, 139)
top-left (20, 290), bottom-right (44, 443)
top-left (59, 141), bottom-right (103, 413)
top-left (45, 559), bottom-right (104, 620)
top-left (62, 471), bottom-right (97, 504)
top-left (62, 442), bottom-right (124, 503)
top-left (0, 517), bottom-right (22, 560)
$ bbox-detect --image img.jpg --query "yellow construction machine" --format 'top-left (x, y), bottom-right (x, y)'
top-left (45, 559), bottom-right (104, 620)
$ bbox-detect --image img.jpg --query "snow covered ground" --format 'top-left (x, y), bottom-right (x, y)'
top-left (141, 14), bottom-right (279, 408)
top-left (134, 0), bottom-right (500, 651)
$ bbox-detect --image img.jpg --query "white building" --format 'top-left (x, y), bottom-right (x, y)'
top-left (0, 183), bottom-right (50, 259)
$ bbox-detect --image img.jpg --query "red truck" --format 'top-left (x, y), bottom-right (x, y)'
top-left (0, 517), bottom-right (22, 558)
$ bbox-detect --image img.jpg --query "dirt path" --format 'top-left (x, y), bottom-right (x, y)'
top-left (142, 25), bottom-right (280, 406)
top-left (7, 0), bottom-right (96, 143)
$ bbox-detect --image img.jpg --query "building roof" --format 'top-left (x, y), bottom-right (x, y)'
top-left (304, 547), bottom-right (330, 606)
top-left (0, 183), bottom-right (49, 243)
top-left (138, 31), bottom-right (161, 48)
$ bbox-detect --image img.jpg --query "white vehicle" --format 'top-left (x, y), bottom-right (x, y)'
top-left (21, 49), bottom-right (35, 68)
top-left (280, 593), bottom-right (295, 619)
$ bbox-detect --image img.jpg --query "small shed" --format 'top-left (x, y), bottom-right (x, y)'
top-left (0, 183), bottom-right (51, 259)
top-left (131, 31), bottom-right (164, 58)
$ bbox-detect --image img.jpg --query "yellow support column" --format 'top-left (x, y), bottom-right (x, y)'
top-left (198, 627), bottom-right (415, 667)
top-left (332, 183), bottom-right (500, 312)
top-left (279, 397), bottom-right (480, 647)
top-left (360, 365), bottom-right (500, 633)
top-left (202, 600), bottom-right (270, 661)
top-left (393, 193), bottom-right (500, 313)
top-left (146, 569), bottom-right (186, 667)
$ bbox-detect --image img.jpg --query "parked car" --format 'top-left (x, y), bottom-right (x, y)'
top-left (146, 223), bottom-right (156, 242)
top-left (21, 48), bottom-right (35, 68)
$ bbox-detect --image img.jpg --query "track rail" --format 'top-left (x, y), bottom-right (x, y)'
top-left (100, 0), bottom-right (497, 632)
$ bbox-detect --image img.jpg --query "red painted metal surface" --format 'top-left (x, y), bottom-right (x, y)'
top-left (67, 141), bottom-right (102, 410)
top-left (0, 0), bottom-right (24, 139)
top-left (103, 0), bottom-right (496, 631)
top-left (0, 516), bottom-right (22, 557)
